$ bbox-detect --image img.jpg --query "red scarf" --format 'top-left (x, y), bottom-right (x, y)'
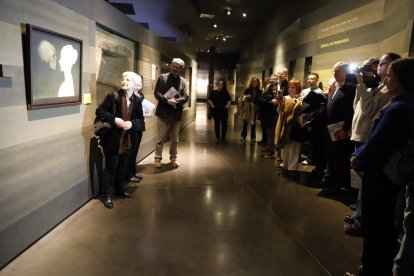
top-left (118, 94), bottom-right (132, 154)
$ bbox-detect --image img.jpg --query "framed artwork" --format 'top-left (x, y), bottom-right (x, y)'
top-left (95, 24), bottom-right (136, 105)
top-left (24, 24), bottom-right (82, 109)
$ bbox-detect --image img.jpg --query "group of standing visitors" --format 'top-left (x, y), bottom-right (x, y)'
top-left (94, 53), bottom-right (414, 276)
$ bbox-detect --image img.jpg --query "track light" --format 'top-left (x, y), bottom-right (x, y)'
top-left (226, 8), bottom-right (231, 15)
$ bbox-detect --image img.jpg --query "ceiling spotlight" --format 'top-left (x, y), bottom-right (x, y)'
top-left (222, 37), bottom-right (227, 41)
top-left (242, 12), bottom-right (247, 18)
top-left (213, 24), bottom-right (218, 28)
top-left (226, 8), bottom-right (231, 15)
top-left (215, 35), bottom-right (219, 40)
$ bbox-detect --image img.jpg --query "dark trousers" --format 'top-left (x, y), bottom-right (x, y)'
top-left (212, 110), bottom-right (228, 140)
top-left (325, 135), bottom-right (353, 189)
top-left (102, 148), bottom-right (130, 196)
top-left (361, 170), bottom-right (401, 275)
top-left (264, 119), bottom-right (277, 153)
top-left (241, 121), bottom-right (256, 139)
top-left (310, 125), bottom-right (328, 173)
top-left (260, 117), bottom-right (267, 143)
top-left (126, 130), bottom-right (143, 179)
top-left (241, 112), bottom-right (258, 139)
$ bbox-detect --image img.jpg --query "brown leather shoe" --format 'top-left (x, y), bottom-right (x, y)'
top-left (344, 215), bottom-right (355, 224)
top-left (344, 224), bottom-right (364, 237)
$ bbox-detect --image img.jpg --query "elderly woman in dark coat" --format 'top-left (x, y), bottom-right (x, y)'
top-left (96, 71), bottom-right (145, 209)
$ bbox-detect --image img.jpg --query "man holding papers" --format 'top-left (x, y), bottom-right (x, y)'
top-left (153, 58), bottom-right (189, 168)
top-left (318, 61), bottom-right (356, 196)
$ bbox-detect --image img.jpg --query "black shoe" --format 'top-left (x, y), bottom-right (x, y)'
top-left (263, 153), bottom-right (275, 159)
top-left (221, 139), bottom-right (228, 144)
top-left (344, 215), bottom-right (355, 224)
top-left (344, 224), bottom-right (364, 238)
top-left (216, 139), bottom-right (221, 144)
top-left (344, 265), bottom-right (364, 276)
top-left (319, 177), bottom-right (332, 188)
top-left (275, 165), bottom-right (286, 171)
top-left (317, 187), bottom-right (341, 196)
top-left (134, 173), bottom-right (143, 180)
top-left (257, 140), bottom-right (266, 145)
top-left (103, 196), bottom-right (113, 209)
top-left (117, 191), bottom-right (133, 198)
top-left (287, 170), bottom-right (298, 177)
top-left (129, 176), bottom-right (141, 183)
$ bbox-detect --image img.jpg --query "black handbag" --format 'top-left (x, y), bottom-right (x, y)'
top-left (93, 118), bottom-right (112, 137)
top-left (383, 143), bottom-right (414, 186)
top-left (93, 91), bottom-right (118, 137)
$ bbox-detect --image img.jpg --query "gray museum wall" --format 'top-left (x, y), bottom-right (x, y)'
top-left (235, 0), bottom-right (414, 99)
top-left (0, 0), bottom-right (196, 268)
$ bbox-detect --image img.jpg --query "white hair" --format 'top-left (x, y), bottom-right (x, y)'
top-left (172, 58), bottom-right (185, 68)
top-left (122, 71), bottom-right (142, 86)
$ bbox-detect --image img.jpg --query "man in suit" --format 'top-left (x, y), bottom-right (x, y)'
top-left (319, 61), bottom-right (356, 196)
top-left (153, 58), bottom-right (189, 168)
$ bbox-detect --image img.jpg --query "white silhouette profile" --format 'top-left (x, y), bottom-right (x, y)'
top-left (58, 45), bottom-right (78, 97)
top-left (37, 40), bottom-right (56, 70)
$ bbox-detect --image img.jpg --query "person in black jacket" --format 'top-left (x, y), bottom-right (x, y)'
top-left (239, 77), bottom-right (262, 144)
top-left (125, 73), bottom-right (149, 183)
top-left (95, 71), bottom-right (145, 209)
top-left (259, 70), bottom-right (288, 159)
top-left (208, 79), bottom-right (232, 144)
top-left (153, 58), bottom-right (189, 168)
top-left (318, 61), bottom-right (356, 196)
top-left (259, 74), bottom-right (279, 158)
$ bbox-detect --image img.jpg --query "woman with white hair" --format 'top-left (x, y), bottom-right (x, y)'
top-left (95, 71), bottom-right (145, 209)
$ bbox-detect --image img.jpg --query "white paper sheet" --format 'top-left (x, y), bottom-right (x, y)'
top-left (327, 121), bottom-right (344, 141)
top-left (163, 87), bottom-right (180, 99)
top-left (142, 99), bottom-right (155, 113)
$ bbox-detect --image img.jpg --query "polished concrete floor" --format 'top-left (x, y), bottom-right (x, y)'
top-left (2, 103), bottom-right (362, 276)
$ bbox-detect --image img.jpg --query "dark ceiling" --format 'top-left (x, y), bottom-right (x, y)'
top-left (107, 0), bottom-right (283, 57)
